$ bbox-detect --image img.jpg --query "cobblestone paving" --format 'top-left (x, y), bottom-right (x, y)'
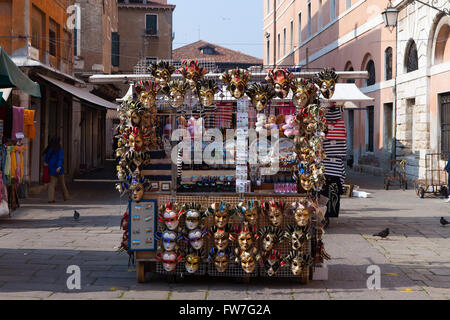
top-left (0, 171), bottom-right (448, 300)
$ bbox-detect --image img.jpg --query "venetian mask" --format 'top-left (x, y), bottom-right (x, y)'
top-left (257, 226), bottom-right (284, 252)
top-left (148, 61), bottom-right (176, 86)
top-left (158, 203), bottom-right (184, 231)
top-left (300, 174), bottom-right (313, 191)
top-left (196, 79), bottom-right (218, 107)
top-left (221, 68), bottom-right (250, 99)
top-left (245, 83), bottom-right (275, 112)
top-left (209, 201), bottom-right (233, 228)
top-left (264, 201), bottom-right (285, 227)
top-left (185, 210), bottom-right (201, 230)
top-left (210, 225), bottom-right (231, 251)
top-left (283, 251), bottom-right (313, 276)
top-left (178, 59), bottom-right (207, 88)
top-left (135, 80), bottom-right (161, 108)
top-left (157, 251), bottom-right (182, 272)
top-left (262, 249), bottom-right (284, 277)
top-left (156, 230), bottom-right (182, 251)
top-left (162, 79), bottom-right (189, 108)
top-left (128, 128), bottom-right (145, 152)
top-left (187, 228), bottom-right (207, 250)
top-left (285, 224), bottom-right (311, 251)
top-left (234, 222), bottom-right (256, 252)
top-left (239, 251), bottom-right (257, 274)
top-left (184, 248), bottom-right (204, 274)
top-left (291, 78), bottom-right (316, 108)
top-left (236, 200), bottom-right (260, 226)
top-left (266, 68), bottom-right (294, 98)
top-left (209, 248), bottom-right (233, 273)
top-left (141, 112), bottom-right (154, 129)
top-left (314, 68), bottom-right (339, 99)
top-left (293, 201), bottom-right (313, 227)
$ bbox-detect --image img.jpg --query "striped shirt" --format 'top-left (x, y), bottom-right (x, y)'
top-left (325, 108), bottom-right (342, 121)
top-left (325, 119), bottom-right (347, 141)
top-left (323, 140), bottom-right (347, 157)
top-left (323, 157), bottom-right (346, 184)
top-left (215, 103), bottom-right (233, 129)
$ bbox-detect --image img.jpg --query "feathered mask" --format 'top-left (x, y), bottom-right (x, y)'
top-left (245, 83), bottom-right (276, 112)
top-left (221, 68), bottom-right (250, 99)
top-left (314, 68), bottom-right (339, 99)
top-left (266, 68), bottom-right (294, 98)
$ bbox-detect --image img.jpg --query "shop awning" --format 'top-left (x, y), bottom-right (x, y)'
top-left (0, 88), bottom-right (12, 101)
top-left (320, 83), bottom-right (374, 104)
top-left (38, 74), bottom-right (117, 109)
top-left (0, 47), bottom-right (41, 97)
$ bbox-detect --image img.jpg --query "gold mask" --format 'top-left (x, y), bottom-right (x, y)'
top-left (246, 83), bottom-right (275, 112)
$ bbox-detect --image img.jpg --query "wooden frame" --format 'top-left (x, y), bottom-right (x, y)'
top-left (150, 182), bottom-right (159, 190)
top-left (160, 182), bottom-right (170, 191)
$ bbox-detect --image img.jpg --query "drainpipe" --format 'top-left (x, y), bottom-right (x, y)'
top-left (273, 0), bottom-right (277, 67)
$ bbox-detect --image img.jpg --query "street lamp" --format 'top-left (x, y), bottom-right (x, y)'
top-left (382, 1), bottom-right (399, 169)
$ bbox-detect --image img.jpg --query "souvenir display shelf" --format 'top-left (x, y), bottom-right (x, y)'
top-left (116, 61), bottom-right (336, 283)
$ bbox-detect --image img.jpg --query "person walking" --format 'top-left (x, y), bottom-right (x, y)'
top-left (444, 155), bottom-right (450, 203)
top-left (44, 137), bottom-right (70, 203)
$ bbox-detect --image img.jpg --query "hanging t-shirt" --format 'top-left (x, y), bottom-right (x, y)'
top-left (323, 140), bottom-right (347, 157)
top-left (325, 119), bottom-right (347, 141)
top-left (323, 157), bottom-right (346, 185)
top-left (11, 106), bottom-right (25, 140)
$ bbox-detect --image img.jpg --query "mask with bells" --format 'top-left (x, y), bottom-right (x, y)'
top-left (236, 248), bottom-right (260, 274)
top-left (261, 249), bottom-right (284, 277)
top-left (155, 230), bottom-right (183, 251)
top-left (158, 203), bottom-right (185, 231)
top-left (283, 251), bottom-right (313, 276)
top-left (236, 200), bottom-right (260, 226)
top-left (162, 79), bottom-right (189, 108)
top-left (196, 79), bottom-right (219, 107)
top-left (257, 226), bottom-right (285, 252)
top-left (209, 225), bottom-right (232, 251)
top-left (284, 224), bottom-right (311, 251)
top-left (221, 68), bottom-right (250, 99)
top-left (183, 248), bottom-right (205, 274)
top-left (262, 201), bottom-right (286, 228)
top-left (208, 248), bottom-right (233, 273)
top-left (291, 78), bottom-right (317, 108)
top-left (266, 68), bottom-right (294, 99)
top-left (231, 221), bottom-right (257, 252)
top-left (178, 59), bottom-right (207, 88)
top-left (148, 61), bottom-right (176, 86)
top-left (134, 80), bottom-right (161, 109)
top-left (314, 68), bottom-right (339, 99)
top-left (185, 228), bottom-right (207, 250)
top-left (156, 250), bottom-right (183, 272)
top-left (245, 83), bottom-right (276, 112)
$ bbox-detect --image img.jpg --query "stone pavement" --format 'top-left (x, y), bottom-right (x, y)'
top-left (0, 170), bottom-right (449, 300)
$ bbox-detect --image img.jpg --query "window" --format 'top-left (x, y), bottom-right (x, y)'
top-left (365, 60), bottom-right (376, 86)
top-left (31, 5), bottom-right (44, 50)
top-left (145, 14), bottom-right (157, 35)
top-left (307, 2), bottom-right (312, 38)
top-left (48, 19), bottom-right (59, 57)
top-left (278, 33), bottom-right (281, 60)
top-left (366, 105), bottom-right (374, 152)
top-left (406, 40), bottom-right (418, 72)
top-left (111, 32), bottom-right (120, 67)
top-left (441, 93), bottom-right (450, 157)
top-left (200, 46), bottom-right (216, 55)
top-left (330, 0), bottom-right (336, 20)
top-left (385, 47), bottom-right (393, 80)
top-left (318, 0), bottom-right (322, 30)
top-left (346, 0), bottom-right (352, 10)
top-left (283, 28), bottom-right (286, 56)
top-left (298, 12), bottom-right (302, 44)
top-left (290, 20), bottom-right (294, 51)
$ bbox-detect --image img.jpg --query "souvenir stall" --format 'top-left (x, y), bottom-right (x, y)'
top-left (0, 48), bottom-right (41, 217)
top-left (115, 61), bottom-right (341, 283)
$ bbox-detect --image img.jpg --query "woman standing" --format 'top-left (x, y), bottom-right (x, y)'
top-left (44, 137), bottom-right (70, 203)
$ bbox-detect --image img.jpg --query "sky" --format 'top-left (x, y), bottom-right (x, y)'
top-left (170, 0), bottom-right (263, 59)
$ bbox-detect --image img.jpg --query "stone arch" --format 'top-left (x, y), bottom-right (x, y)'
top-left (429, 14), bottom-right (450, 65)
top-left (404, 39), bottom-right (418, 73)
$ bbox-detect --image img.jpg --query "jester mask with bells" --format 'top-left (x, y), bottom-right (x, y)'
top-left (155, 230), bottom-right (183, 252)
top-left (129, 176), bottom-right (151, 202)
top-left (231, 221), bottom-right (257, 252)
top-left (236, 200), bottom-right (261, 226)
top-left (162, 79), bottom-right (189, 108)
top-left (126, 126), bottom-right (150, 152)
top-left (283, 251), bottom-right (313, 276)
top-left (208, 248), bottom-right (234, 273)
top-left (262, 201), bottom-right (286, 228)
top-left (178, 60), bottom-right (207, 88)
top-left (196, 79), bottom-right (219, 107)
top-left (260, 249), bottom-right (284, 277)
top-left (184, 227), bottom-right (208, 250)
top-left (148, 61), bottom-right (176, 86)
top-left (221, 68), bottom-right (250, 99)
top-left (257, 226), bottom-right (285, 252)
top-left (314, 68), bottom-right (339, 99)
top-left (183, 247), bottom-right (205, 274)
top-left (156, 250), bottom-right (183, 272)
top-left (206, 201), bottom-right (235, 228)
top-left (292, 200), bottom-right (314, 227)
top-left (266, 68), bottom-right (294, 98)
top-left (245, 83), bottom-right (276, 112)
top-left (284, 224), bottom-right (311, 251)
top-left (209, 225), bottom-right (232, 251)
top-left (291, 78), bottom-right (317, 108)
top-left (158, 202), bottom-right (185, 231)
top-left (182, 203), bottom-right (207, 231)
top-left (236, 249), bottom-right (260, 274)
top-left (134, 80), bottom-right (161, 109)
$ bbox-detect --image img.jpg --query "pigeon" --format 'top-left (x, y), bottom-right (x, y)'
top-left (373, 228), bottom-right (389, 238)
top-left (73, 210), bottom-right (80, 221)
top-left (440, 217), bottom-right (449, 226)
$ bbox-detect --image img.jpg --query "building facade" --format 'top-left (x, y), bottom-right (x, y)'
top-left (117, 0), bottom-right (175, 73)
top-left (263, 0), bottom-right (450, 179)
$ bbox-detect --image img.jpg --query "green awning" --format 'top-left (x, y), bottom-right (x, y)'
top-left (0, 47), bottom-right (41, 98)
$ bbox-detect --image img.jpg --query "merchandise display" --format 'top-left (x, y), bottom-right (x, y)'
top-left (114, 62), bottom-right (339, 283)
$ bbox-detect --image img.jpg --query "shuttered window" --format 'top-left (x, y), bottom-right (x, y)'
top-left (111, 32), bottom-right (120, 67)
top-left (145, 14), bottom-right (158, 35)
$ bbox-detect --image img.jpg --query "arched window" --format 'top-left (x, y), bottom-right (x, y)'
top-left (405, 40), bottom-right (418, 73)
top-left (435, 24), bottom-right (450, 64)
top-left (385, 47), bottom-right (393, 80)
top-left (365, 60), bottom-right (375, 86)
top-left (345, 61), bottom-right (355, 83)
